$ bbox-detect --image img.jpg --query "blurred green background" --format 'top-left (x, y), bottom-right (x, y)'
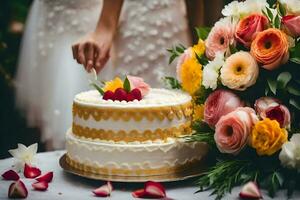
top-left (0, 0), bottom-right (45, 159)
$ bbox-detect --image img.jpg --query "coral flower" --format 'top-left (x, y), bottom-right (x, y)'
top-left (220, 51), bottom-right (259, 91)
top-left (250, 28), bottom-right (289, 70)
top-left (179, 58), bottom-right (202, 95)
top-left (103, 77), bottom-right (123, 92)
top-left (250, 118), bottom-right (288, 156)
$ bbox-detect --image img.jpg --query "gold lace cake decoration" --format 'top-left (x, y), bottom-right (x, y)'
top-left (66, 154), bottom-right (203, 176)
top-left (72, 101), bottom-right (193, 122)
top-left (72, 123), bottom-right (192, 142)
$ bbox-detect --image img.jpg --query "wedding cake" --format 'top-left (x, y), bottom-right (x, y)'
top-left (65, 75), bottom-right (207, 176)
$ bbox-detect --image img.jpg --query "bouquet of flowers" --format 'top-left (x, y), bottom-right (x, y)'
top-left (165, 0), bottom-right (300, 199)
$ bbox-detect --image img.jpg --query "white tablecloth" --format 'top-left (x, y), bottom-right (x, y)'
top-left (0, 151), bottom-right (298, 200)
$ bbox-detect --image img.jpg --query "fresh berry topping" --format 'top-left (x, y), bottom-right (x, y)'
top-left (114, 88), bottom-right (127, 101)
top-left (36, 172), bottom-right (53, 183)
top-left (92, 182), bottom-right (113, 197)
top-left (24, 164), bottom-right (41, 179)
top-left (32, 181), bottom-right (48, 191)
top-left (130, 88), bottom-right (142, 101)
top-left (103, 91), bottom-right (115, 101)
top-left (126, 93), bottom-right (135, 102)
top-left (2, 170), bottom-right (20, 181)
top-left (8, 180), bottom-right (28, 199)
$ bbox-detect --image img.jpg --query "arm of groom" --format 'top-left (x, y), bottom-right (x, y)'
top-left (72, 0), bottom-right (124, 73)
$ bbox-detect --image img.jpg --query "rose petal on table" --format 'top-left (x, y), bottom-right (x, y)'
top-left (24, 163), bottom-right (41, 179)
top-left (8, 180), bottom-right (28, 199)
top-left (92, 182), bottom-right (113, 197)
top-left (36, 172), bottom-right (53, 183)
top-left (239, 181), bottom-right (262, 199)
top-left (32, 181), bottom-right (49, 191)
top-left (2, 170), bottom-right (20, 181)
top-left (132, 181), bottom-right (166, 198)
top-left (132, 189), bottom-right (146, 198)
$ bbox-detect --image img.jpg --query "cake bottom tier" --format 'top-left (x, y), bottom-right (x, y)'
top-left (66, 129), bottom-right (208, 176)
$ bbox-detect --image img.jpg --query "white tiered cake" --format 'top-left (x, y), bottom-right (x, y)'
top-left (65, 88), bottom-right (208, 176)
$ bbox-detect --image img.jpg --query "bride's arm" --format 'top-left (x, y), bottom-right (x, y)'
top-left (72, 0), bottom-right (124, 73)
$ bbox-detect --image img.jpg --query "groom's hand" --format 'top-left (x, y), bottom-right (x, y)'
top-left (72, 32), bottom-right (112, 73)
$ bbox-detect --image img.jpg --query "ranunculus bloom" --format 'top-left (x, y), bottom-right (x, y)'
top-left (220, 51), bottom-right (259, 91)
top-left (215, 107), bottom-right (258, 155)
top-left (279, 133), bottom-right (300, 171)
top-left (250, 28), bottom-right (289, 70)
top-left (235, 14), bottom-right (269, 48)
top-left (204, 89), bottom-right (244, 127)
top-left (254, 97), bottom-right (291, 128)
top-left (127, 75), bottom-right (150, 97)
top-left (205, 17), bottom-right (236, 60)
top-left (250, 118), bottom-right (288, 156)
top-left (282, 15), bottom-right (300, 37)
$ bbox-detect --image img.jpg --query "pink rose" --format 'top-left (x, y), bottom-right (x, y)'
top-left (127, 75), bottom-right (150, 97)
top-left (255, 97), bottom-right (291, 128)
top-left (205, 17), bottom-right (236, 60)
top-left (282, 15), bottom-right (300, 37)
top-left (204, 89), bottom-right (244, 127)
top-left (215, 107), bottom-right (258, 155)
top-left (235, 14), bottom-right (269, 48)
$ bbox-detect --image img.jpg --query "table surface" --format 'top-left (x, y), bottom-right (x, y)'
top-left (0, 151), bottom-right (299, 200)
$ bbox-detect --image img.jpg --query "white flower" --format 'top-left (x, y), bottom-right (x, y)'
top-left (222, 1), bottom-right (242, 18)
top-left (222, 0), bottom-right (268, 18)
top-left (9, 143), bottom-right (38, 171)
top-left (279, 134), bottom-right (300, 171)
top-left (87, 68), bottom-right (98, 84)
top-left (279, 0), bottom-right (300, 15)
top-left (202, 52), bottom-right (224, 90)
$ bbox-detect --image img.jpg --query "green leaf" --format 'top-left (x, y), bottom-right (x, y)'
top-left (274, 14), bottom-right (280, 29)
top-left (267, 78), bottom-right (277, 94)
top-left (278, 2), bottom-right (286, 16)
top-left (267, 171), bottom-right (284, 198)
top-left (90, 83), bottom-right (104, 95)
top-left (277, 72), bottom-right (292, 89)
top-left (229, 45), bottom-right (238, 54)
top-left (266, 7), bottom-right (274, 22)
top-left (290, 41), bottom-right (300, 64)
top-left (290, 98), bottom-right (300, 110)
top-left (195, 27), bottom-right (211, 40)
top-left (287, 85), bottom-right (300, 96)
top-left (123, 76), bottom-right (131, 92)
top-left (163, 77), bottom-right (181, 89)
top-left (169, 54), bottom-right (177, 64)
top-left (196, 53), bottom-right (209, 66)
top-left (290, 57), bottom-right (300, 64)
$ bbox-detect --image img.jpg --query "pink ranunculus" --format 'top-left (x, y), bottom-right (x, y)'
top-left (282, 15), bottom-right (300, 37)
top-left (215, 107), bottom-right (259, 155)
top-left (204, 89), bottom-right (244, 127)
top-left (235, 14), bottom-right (269, 48)
top-left (176, 48), bottom-right (193, 82)
top-left (127, 75), bottom-right (150, 97)
top-left (205, 17), bottom-right (236, 60)
top-left (254, 97), bottom-right (280, 118)
top-left (254, 97), bottom-right (291, 128)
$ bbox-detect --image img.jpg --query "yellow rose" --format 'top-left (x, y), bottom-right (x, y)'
top-left (193, 104), bottom-right (204, 121)
top-left (250, 118), bottom-right (288, 156)
top-left (103, 77), bottom-right (123, 92)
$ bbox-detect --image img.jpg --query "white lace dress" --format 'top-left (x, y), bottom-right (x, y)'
top-left (15, 0), bottom-right (191, 149)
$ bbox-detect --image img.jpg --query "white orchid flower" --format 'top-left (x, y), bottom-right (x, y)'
top-left (8, 143), bottom-right (38, 171)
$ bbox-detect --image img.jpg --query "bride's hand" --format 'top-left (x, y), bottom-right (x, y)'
top-left (72, 30), bottom-right (113, 73)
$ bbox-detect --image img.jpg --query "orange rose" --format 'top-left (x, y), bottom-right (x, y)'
top-left (250, 28), bottom-right (289, 70)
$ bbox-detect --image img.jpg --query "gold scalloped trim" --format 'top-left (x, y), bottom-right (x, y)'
top-left (72, 101), bottom-right (193, 122)
top-left (72, 122), bottom-right (192, 142)
top-left (66, 154), bottom-right (203, 176)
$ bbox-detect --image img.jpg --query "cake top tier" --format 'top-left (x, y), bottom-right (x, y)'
top-left (74, 88), bottom-right (191, 108)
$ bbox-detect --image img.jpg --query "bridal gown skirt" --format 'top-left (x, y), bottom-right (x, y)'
top-left (15, 0), bottom-right (191, 149)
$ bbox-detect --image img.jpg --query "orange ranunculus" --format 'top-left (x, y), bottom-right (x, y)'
top-left (250, 28), bottom-right (289, 70)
